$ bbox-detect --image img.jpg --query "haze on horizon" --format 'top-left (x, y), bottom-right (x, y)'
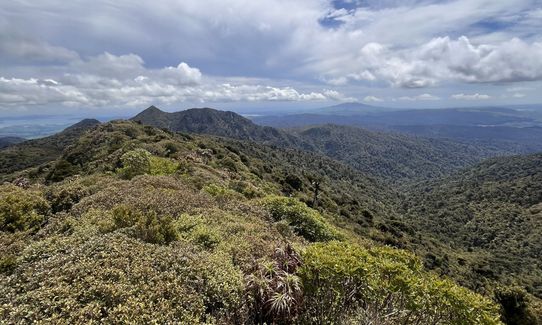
top-left (1, 0), bottom-right (542, 117)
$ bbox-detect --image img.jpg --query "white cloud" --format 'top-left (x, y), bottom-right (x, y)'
top-left (317, 36), bottom-right (542, 88)
top-left (451, 93), bottom-right (491, 100)
top-left (0, 52), bottom-right (349, 108)
top-left (511, 93), bottom-right (526, 98)
top-left (1, 0), bottom-right (541, 109)
top-left (363, 95), bottom-right (383, 102)
top-left (398, 93), bottom-right (440, 101)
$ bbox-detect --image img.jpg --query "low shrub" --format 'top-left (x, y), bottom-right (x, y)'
top-left (260, 196), bottom-right (338, 242)
top-left (0, 185), bottom-right (50, 232)
top-left (149, 156), bottom-right (179, 175)
top-left (299, 241), bottom-right (502, 325)
top-left (102, 205), bottom-right (178, 245)
top-left (117, 149), bottom-right (151, 179)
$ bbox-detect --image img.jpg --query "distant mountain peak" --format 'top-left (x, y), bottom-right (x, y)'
top-left (145, 105), bottom-right (163, 112)
top-left (64, 119), bottom-right (101, 132)
top-left (130, 106), bottom-right (303, 146)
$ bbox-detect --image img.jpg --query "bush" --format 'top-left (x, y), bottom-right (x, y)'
top-left (102, 205), bottom-right (178, 245)
top-left (0, 185), bottom-right (50, 232)
top-left (117, 149), bottom-right (179, 179)
top-left (203, 184), bottom-right (243, 202)
top-left (149, 156), bottom-right (179, 175)
top-left (495, 287), bottom-right (539, 325)
top-left (261, 196), bottom-right (337, 242)
top-left (45, 184), bottom-right (89, 213)
top-left (0, 233), bottom-right (246, 323)
top-left (246, 245), bottom-right (303, 324)
top-left (46, 159), bottom-right (80, 182)
top-left (299, 241), bottom-right (502, 325)
top-left (117, 149), bottom-right (151, 179)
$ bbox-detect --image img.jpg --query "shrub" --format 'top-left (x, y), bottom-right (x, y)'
top-left (203, 184), bottom-right (243, 202)
top-left (299, 241), bottom-right (502, 325)
top-left (102, 205), bottom-right (178, 245)
top-left (45, 184), bottom-right (89, 213)
top-left (149, 156), bottom-right (179, 175)
top-left (230, 181), bottom-right (264, 199)
top-left (246, 245), bottom-right (303, 324)
top-left (260, 196), bottom-right (337, 242)
top-left (190, 225), bottom-right (220, 250)
top-left (46, 159), bottom-right (80, 182)
top-left (117, 149), bottom-right (151, 179)
top-left (495, 286), bottom-right (539, 325)
top-left (0, 233), bottom-right (246, 323)
top-left (0, 186), bottom-right (50, 232)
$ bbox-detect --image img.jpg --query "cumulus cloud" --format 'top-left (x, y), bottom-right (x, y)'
top-left (1, 0), bottom-right (541, 109)
top-left (0, 52), bottom-right (348, 108)
top-left (451, 93), bottom-right (491, 100)
top-left (319, 36), bottom-right (542, 88)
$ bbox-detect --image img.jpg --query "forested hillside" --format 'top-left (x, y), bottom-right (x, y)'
top-left (291, 124), bottom-right (498, 183)
top-left (0, 137), bottom-right (25, 149)
top-left (403, 154), bottom-right (542, 323)
top-left (0, 119), bottom-right (100, 178)
top-left (0, 120), bottom-right (505, 324)
top-left (132, 107), bottom-right (505, 184)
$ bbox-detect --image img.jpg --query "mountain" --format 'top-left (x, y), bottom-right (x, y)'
top-left (291, 124), bottom-right (500, 183)
top-left (0, 136), bottom-right (25, 149)
top-left (404, 153), bottom-right (542, 301)
top-left (0, 119), bottom-right (100, 179)
top-left (0, 119), bottom-right (505, 324)
top-left (391, 125), bottom-right (542, 153)
top-left (252, 107), bottom-right (542, 155)
top-left (314, 102), bottom-right (391, 115)
top-left (132, 106), bottom-right (305, 147)
top-left (255, 107), bottom-right (538, 127)
top-left (132, 106), bottom-right (508, 184)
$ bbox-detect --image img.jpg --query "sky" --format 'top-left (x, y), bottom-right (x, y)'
top-left (1, 0), bottom-right (542, 116)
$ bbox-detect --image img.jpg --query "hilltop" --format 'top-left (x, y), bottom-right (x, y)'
top-left (0, 119), bottom-right (100, 179)
top-left (132, 106), bottom-right (502, 184)
top-left (132, 106), bottom-right (305, 148)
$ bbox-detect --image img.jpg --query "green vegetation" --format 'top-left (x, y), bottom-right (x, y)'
top-left (300, 241), bottom-right (501, 324)
top-left (261, 196), bottom-right (338, 242)
top-left (0, 185), bottom-right (49, 232)
top-left (0, 117), bottom-right (537, 323)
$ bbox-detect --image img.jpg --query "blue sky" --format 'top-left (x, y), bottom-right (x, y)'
top-left (0, 0), bottom-right (541, 116)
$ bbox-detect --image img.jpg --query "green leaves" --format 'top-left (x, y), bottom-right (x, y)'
top-left (0, 185), bottom-right (50, 232)
top-left (299, 241), bottom-right (502, 324)
top-left (261, 196), bottom-right (339, 242)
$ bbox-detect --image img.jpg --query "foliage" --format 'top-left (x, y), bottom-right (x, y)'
top-left (103, 205), bottom-right (179, 245)
top-left (246, 244), bottom-right (303, 324)
top-left (495, 287), bottom-right (540, 325)
top-left (299, 241), bottom-right (502, 325)
top-left (0, 185), bottom-right (50, 232)
top-left (117, 148), bottom-right (152, 179)
top-left (261, 196), bottom-right (338, 242)
top-left (149, 155), bottom-right (179, 175)
top-left (0, 233), bottom-right (245, 324)
top-left (0, 118), bottom-right (533, 323)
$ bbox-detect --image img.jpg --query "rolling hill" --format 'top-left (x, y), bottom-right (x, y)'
top-left (0, 137), bottom-right (25, 149)
top-left (132, 106), bottom-right (505, 184)
top-left (403, 153), bottom-right (542, 302)
top-left (0, 119), bottom-right (100, 179)
top-left (0, 119), bottom-right (505, 323)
